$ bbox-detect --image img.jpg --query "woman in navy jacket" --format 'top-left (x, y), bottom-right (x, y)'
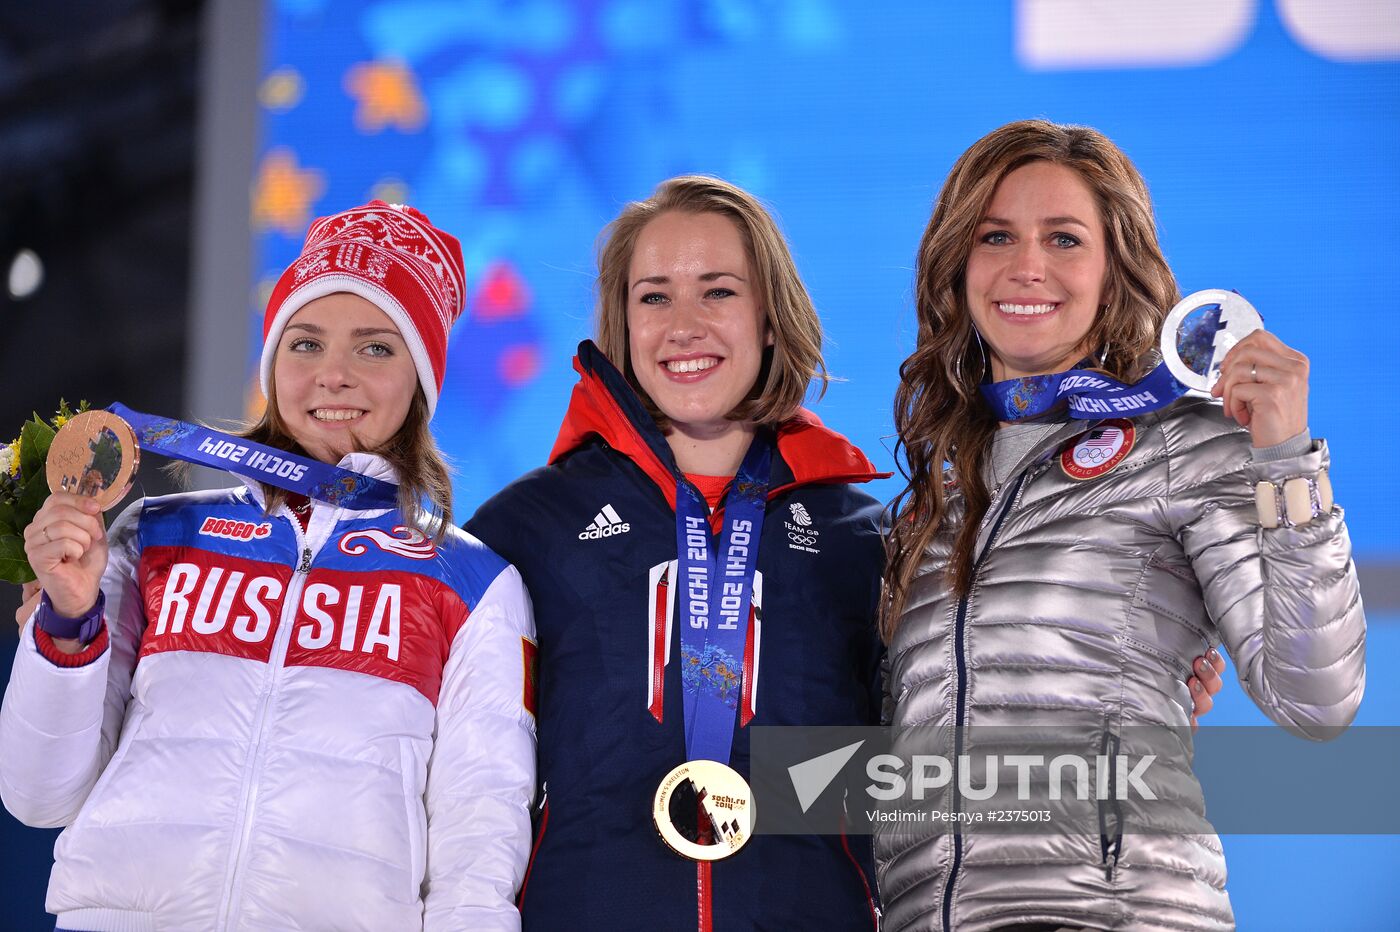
top-left (467, 176), bottom-right (887, 931)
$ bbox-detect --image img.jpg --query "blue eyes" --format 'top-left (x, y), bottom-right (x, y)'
top-left (286, 338), bottom-right (393, 357)
top-left (639, 288), bottom-right (736, 305)
top-left (979, 231), bottom-right (1082, 248)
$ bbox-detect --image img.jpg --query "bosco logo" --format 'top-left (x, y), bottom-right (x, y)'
top-left (199, 516), bottom-right (273, 542)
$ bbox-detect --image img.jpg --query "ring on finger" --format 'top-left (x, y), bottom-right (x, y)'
top-left (1250, 362), bottom-right (1258, 382)
top-left (42, 526), bottom-right (53, 544)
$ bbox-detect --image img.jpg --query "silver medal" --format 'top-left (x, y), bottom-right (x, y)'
top-left (1160, 289), bottom-right (1264, 393)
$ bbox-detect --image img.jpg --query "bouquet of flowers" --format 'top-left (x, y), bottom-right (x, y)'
top-left (0, 400), bottom-right (88, 584)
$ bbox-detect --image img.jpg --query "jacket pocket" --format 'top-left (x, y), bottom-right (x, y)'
top-left (1096, 730), bottom-right (1123, 883)
top-left (399, 738), bottom-right (427, 903)
top-left (840, 823), bottom-right (880, 932)
top-left (517, 797), bottom-right (549, 912)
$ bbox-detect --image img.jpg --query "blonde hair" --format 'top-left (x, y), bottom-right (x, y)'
top-left (243, 370), bottom-right (453, 541)
top-left (595, 175), bottom-right (828, 427)
top-left (883, 119), bottom-right (1180, 641)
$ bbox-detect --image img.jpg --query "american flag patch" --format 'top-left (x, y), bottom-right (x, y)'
top-left (1083, 427), bottom-right (1121, 447)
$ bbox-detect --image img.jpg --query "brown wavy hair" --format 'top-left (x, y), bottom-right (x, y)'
top-left (882, 120), bottom-right (1180, 641)
top-left (595, 175), bottom-right (828, 428)
top-left (242, 371), bottom-right (453, 541)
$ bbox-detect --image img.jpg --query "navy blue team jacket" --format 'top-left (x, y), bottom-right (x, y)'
top-left (466, 342), bottom-right (888, 932)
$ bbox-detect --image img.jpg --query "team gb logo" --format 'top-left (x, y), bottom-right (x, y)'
top-left (784, 502), bottom-right (820, 554)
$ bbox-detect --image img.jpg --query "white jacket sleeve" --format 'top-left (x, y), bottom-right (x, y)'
top-left (422, 563), bottom-right (538, 931)
top-left (0, 499), bottom-right (148, 827)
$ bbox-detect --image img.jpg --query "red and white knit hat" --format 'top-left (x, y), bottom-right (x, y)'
top-left (260, 200), bottom-right (466, 416)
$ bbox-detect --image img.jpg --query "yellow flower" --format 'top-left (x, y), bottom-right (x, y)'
top-left (53, 415), bottom-right (68, 428)
top-left (4, 439), bottom-right (18, 477)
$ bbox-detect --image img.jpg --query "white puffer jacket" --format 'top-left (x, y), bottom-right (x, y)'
top-left (1, 454), bottom-right (536, 931)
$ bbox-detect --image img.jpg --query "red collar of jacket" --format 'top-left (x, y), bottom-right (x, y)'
top-left (548, 342), bottom-right (889, 514)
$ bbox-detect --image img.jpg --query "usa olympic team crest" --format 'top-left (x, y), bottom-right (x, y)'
top-left (1061, 419), bottom-right (1136, 481)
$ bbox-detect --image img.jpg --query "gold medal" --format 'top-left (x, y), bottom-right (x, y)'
top-left (652, 759), bottom-right (754, 861)
top-left (46, 410), bottom-right (138, 512)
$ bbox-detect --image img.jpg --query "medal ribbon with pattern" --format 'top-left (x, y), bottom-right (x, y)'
top-left (674, 432), bottom-right (772, 765)
top-left (981, 290), bottom-right (1264, 423)
top-left (109, 403), bottom-right (399, 510)
top-left (981, 360), bottom-right (1188, 422)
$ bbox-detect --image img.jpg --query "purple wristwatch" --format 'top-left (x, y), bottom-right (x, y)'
top-left (36, 591), bottom-right (105, 644)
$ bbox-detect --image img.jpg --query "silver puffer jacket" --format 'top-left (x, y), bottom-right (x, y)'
top-left (876, 397), bottom-right (1365, 932)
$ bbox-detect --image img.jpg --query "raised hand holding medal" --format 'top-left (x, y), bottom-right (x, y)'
top-left (1209, 329), bottom-right (1310, 448)
top-left (31, 409), bottom-right (143, 617)
top-left (9, 405), bottom-right (138, 624)
top-left (1159, 288), bottom-right (1309, 447)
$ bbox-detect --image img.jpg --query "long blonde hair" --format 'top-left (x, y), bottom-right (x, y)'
top-left (595, 175), bottom-right (828, 428)
top-left (883, 120), bottom-right (1180, 640)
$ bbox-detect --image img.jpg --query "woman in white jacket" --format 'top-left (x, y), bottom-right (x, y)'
top-left (1, 201), bottom-right (537, 931)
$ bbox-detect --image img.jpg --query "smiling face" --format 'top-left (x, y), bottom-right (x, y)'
top-left (965, 160), bottom-right (1109, 381)
top-left (626, 210), bottom-right (772, 442)
top-left (271, 292), bottom-right (419, 463)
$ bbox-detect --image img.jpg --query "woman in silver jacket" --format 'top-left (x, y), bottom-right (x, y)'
top-left (877, 120), bottom-right (1365, 932)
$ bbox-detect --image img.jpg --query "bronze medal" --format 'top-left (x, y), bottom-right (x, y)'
top-left (46, 410), bottom-right (138, 511)
top-left (652, 759), bottom-right (754, 861)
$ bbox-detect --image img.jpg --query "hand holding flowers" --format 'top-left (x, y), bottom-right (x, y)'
top-left (0, 400), bottom-right (91, 587)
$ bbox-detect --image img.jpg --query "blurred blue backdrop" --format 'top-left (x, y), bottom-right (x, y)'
top-left (250, 0), bottom-right (1400, 564)
top-left (243, 2), bottom-right (1399, 929)
top-left (7, 2), bottom-right (1394, 930)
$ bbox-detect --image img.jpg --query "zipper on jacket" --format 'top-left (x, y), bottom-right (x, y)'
top-left (840, 817), bottom-right (881, 932)
top-left (696, 861), bottom-right (714, 932)
top-left (216, 504), bottom-right (323, 930)
top-left (1098, 730), bottom-right (1123, 882)
top-left (941, 473), bottom-right (1028, 932)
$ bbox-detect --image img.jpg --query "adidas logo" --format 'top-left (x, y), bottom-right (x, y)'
top-left (579, 504), bottom-right (631, 540)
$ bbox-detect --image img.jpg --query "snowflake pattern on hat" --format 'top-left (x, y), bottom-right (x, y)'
top-left (260, 200), bottom-right (468, 416)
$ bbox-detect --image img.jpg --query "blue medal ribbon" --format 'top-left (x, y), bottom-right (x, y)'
top-left (109, 403), bottom-right (399, 510)
top-left (980, 361), bottom-right (1189, 422)
top-left (982, 294), bottom-right (1267, 422)
top-left (675, 434), bottom-right (772, 765)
